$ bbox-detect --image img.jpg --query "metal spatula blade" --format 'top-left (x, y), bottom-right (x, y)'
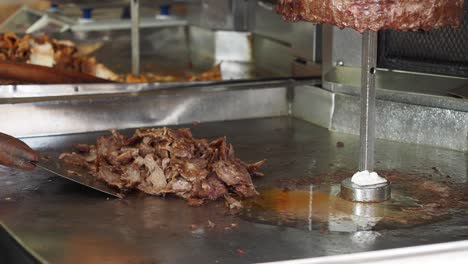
top-left (34, 156), bottom-right (123, 198)
top-left (448, 84), bottom-right (468, 99)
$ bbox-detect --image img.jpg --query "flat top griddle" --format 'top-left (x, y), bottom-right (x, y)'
top-left (0, 117), bottom-right (467, 264)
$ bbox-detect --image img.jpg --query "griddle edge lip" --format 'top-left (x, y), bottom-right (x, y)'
top-left (0, 222), bottom-right (47, 264)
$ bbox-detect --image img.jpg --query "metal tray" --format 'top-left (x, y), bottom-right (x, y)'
top-left (0, 117), bottom-right (467, 264)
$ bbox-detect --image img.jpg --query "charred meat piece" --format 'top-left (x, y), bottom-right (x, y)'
top-left (213, 160), bottom-right (252, 186)
top-left (59, 152), bottom-right (96, 172)
top-left (60, 127), bottom-right (265, 207)
top-left (276, 0), bottom-right (464, 32)
top-left (97, 164), bottom-right (126, 189)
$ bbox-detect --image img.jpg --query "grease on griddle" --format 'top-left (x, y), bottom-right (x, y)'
top-left (239, 170), bottom-right (467, 232)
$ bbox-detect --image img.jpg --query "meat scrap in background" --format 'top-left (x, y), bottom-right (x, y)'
top-left (0, 32), bottom-right (222, 83)
top-left (60, 128), bottom-right (266, 207)
top-left (0, 32), bottom-right (120, 81)
top-left (276, 0), bottom-right (464, 32)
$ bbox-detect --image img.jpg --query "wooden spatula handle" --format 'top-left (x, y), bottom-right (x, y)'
top-left (0, 132), bottom-right (38, 171)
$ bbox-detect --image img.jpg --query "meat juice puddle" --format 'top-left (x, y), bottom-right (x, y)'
top-left (238, 172), bottom-right (468, 233)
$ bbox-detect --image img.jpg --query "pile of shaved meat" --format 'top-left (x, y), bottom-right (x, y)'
top-left (59, 128), bottom-right (266, 207)
top-left (0, 32), bottom-right (222, 83)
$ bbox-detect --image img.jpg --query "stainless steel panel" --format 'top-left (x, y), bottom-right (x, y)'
top-left (0, 82), bottom-right (289, 138)
top-left (1, 117), bottom-right (467, 264)
top-left (321, 23), bottom-right (468, 123)
top-left (449, 84), bottom-right (468, 99)
top-left (331, 28), bottom-right (362, 68)
top-left (253, 35), bottom-right (293, 77)
top-left (190, 28), bottom-right (253, 64)
top-left (215, 31), bottom-right (252, 62)
top-left (292, 85), bottom-right (334, 129)
top-left (290, 23), bottom-right (320, 62)
top-left (219, 62), bottom-right (255, 80)
top-left (249, 0), bottom-right (293, 44)
top-left (189, 27), bottom-right (255, 79)
top-left (187, 0), bottom-right (248, 31)
top-left (188, 26), bottom-right (216, 70)
top-left (262, 241), bottom-right (468, 264)
top-left (0, 82), bottom-right (191, 98)
top-left (61, 27), bottom-right (194, 75)
top-left (292, 61), bottom-right (321, 78)
top-left (331, 92), bottom-right (468, 152)
top-left (54, 26), bottom-right (273, 81)
top-left (322, 25), bottom-right (362, 71)
top-left (249, 0), bottom-right (319, 62)
top-left (323, 67), bottom-right (468, 112)
top-left (70, 17), bottom-right (187, 32)
top-left (322, 25), bottom-right (362, 101)
top-left (293, 85), bottom-right (468, 152)
top-left (4, 79), bottom-right (467, 152)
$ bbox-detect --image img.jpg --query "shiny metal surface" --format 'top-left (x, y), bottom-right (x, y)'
top-left (292, 85), bottom-right (334, 129)
top-left (35, 159), bottom-right (122, 198)
top-left (249, 0), bottom-right (320, 63)
top-left (322, 25), bottom-right (362, 71)
top-left (449, 84), bottom-right (468, 99)
top-left (131, 0), bottom-right (140, 76)
top-left (331, 91), bottom-right (468, 152)
top-left (340, 178), bottom-right (391, 203)
top-left (187, 0), bottom-right (248, 31)
top-left (0, 117), bottom-right (468, 264)
top-left (324, 67), bottom-right (468, 110)
top-left (359, 31), bottom-right (378, 172)
top-left (291, 60), bottom-right (321, 78)
top-left (2, 80), bottom-right (466, 152)
top-left (253, 35), bottom-right (292, 77)
top-left (0, 7), bottom-right (75, 33)
top-left (291, 85), bottom-right (468, 152)
top-left (2, 79), bottom-right (462, 155)
top-left (69, 24), bottom-right (286, 80)
top-left (215, 31), bottom-right (252, 63)
top-left (0, 80), bottom-right (299, 137)
top-left (70, 17), bottom-right (187, 32)
top-left (342, 31), bottom-right (390, 202)
top-left (265, 241), bottom-right (468, 264)
top-left (321, 23), bottom-right (468, 112)
top-left (320, 24), bottom-right (468, 152)
top-left (188, 27), bottom-right (263, 78)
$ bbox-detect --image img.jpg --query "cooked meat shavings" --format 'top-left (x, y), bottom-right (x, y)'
top-left (60, 127), bottom-right (265, 207)
top-left (0, 33), bottom-right (222, 84)
top-left (124, 64), bottom-right (222, 83)
top-left (224, 195), bottom-right (243, 210)
top-left (0, 32), bottom-right (120, 81)
top-left (207, 220), bottom-right (216, 228)
top-left (276, 0), bottom-right (464, 32)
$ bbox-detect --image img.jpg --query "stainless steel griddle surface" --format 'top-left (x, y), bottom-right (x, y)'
top-left (0, 117), bottom-right (467, 264)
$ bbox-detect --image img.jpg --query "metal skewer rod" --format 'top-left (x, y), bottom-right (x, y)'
top-left (340, 31), bottom-right (391, 203)
top-left (131, 0), bottom-right (140, 76)
top-left (359, 30), bottom-right (378, 172)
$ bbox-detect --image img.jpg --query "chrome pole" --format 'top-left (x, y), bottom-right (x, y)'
top-left (359, 30), bottom-right (378, 172)
top-left (131, 0), bottom-right (140, 76)
top-left (340, 31), bottom-right (391, 203)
